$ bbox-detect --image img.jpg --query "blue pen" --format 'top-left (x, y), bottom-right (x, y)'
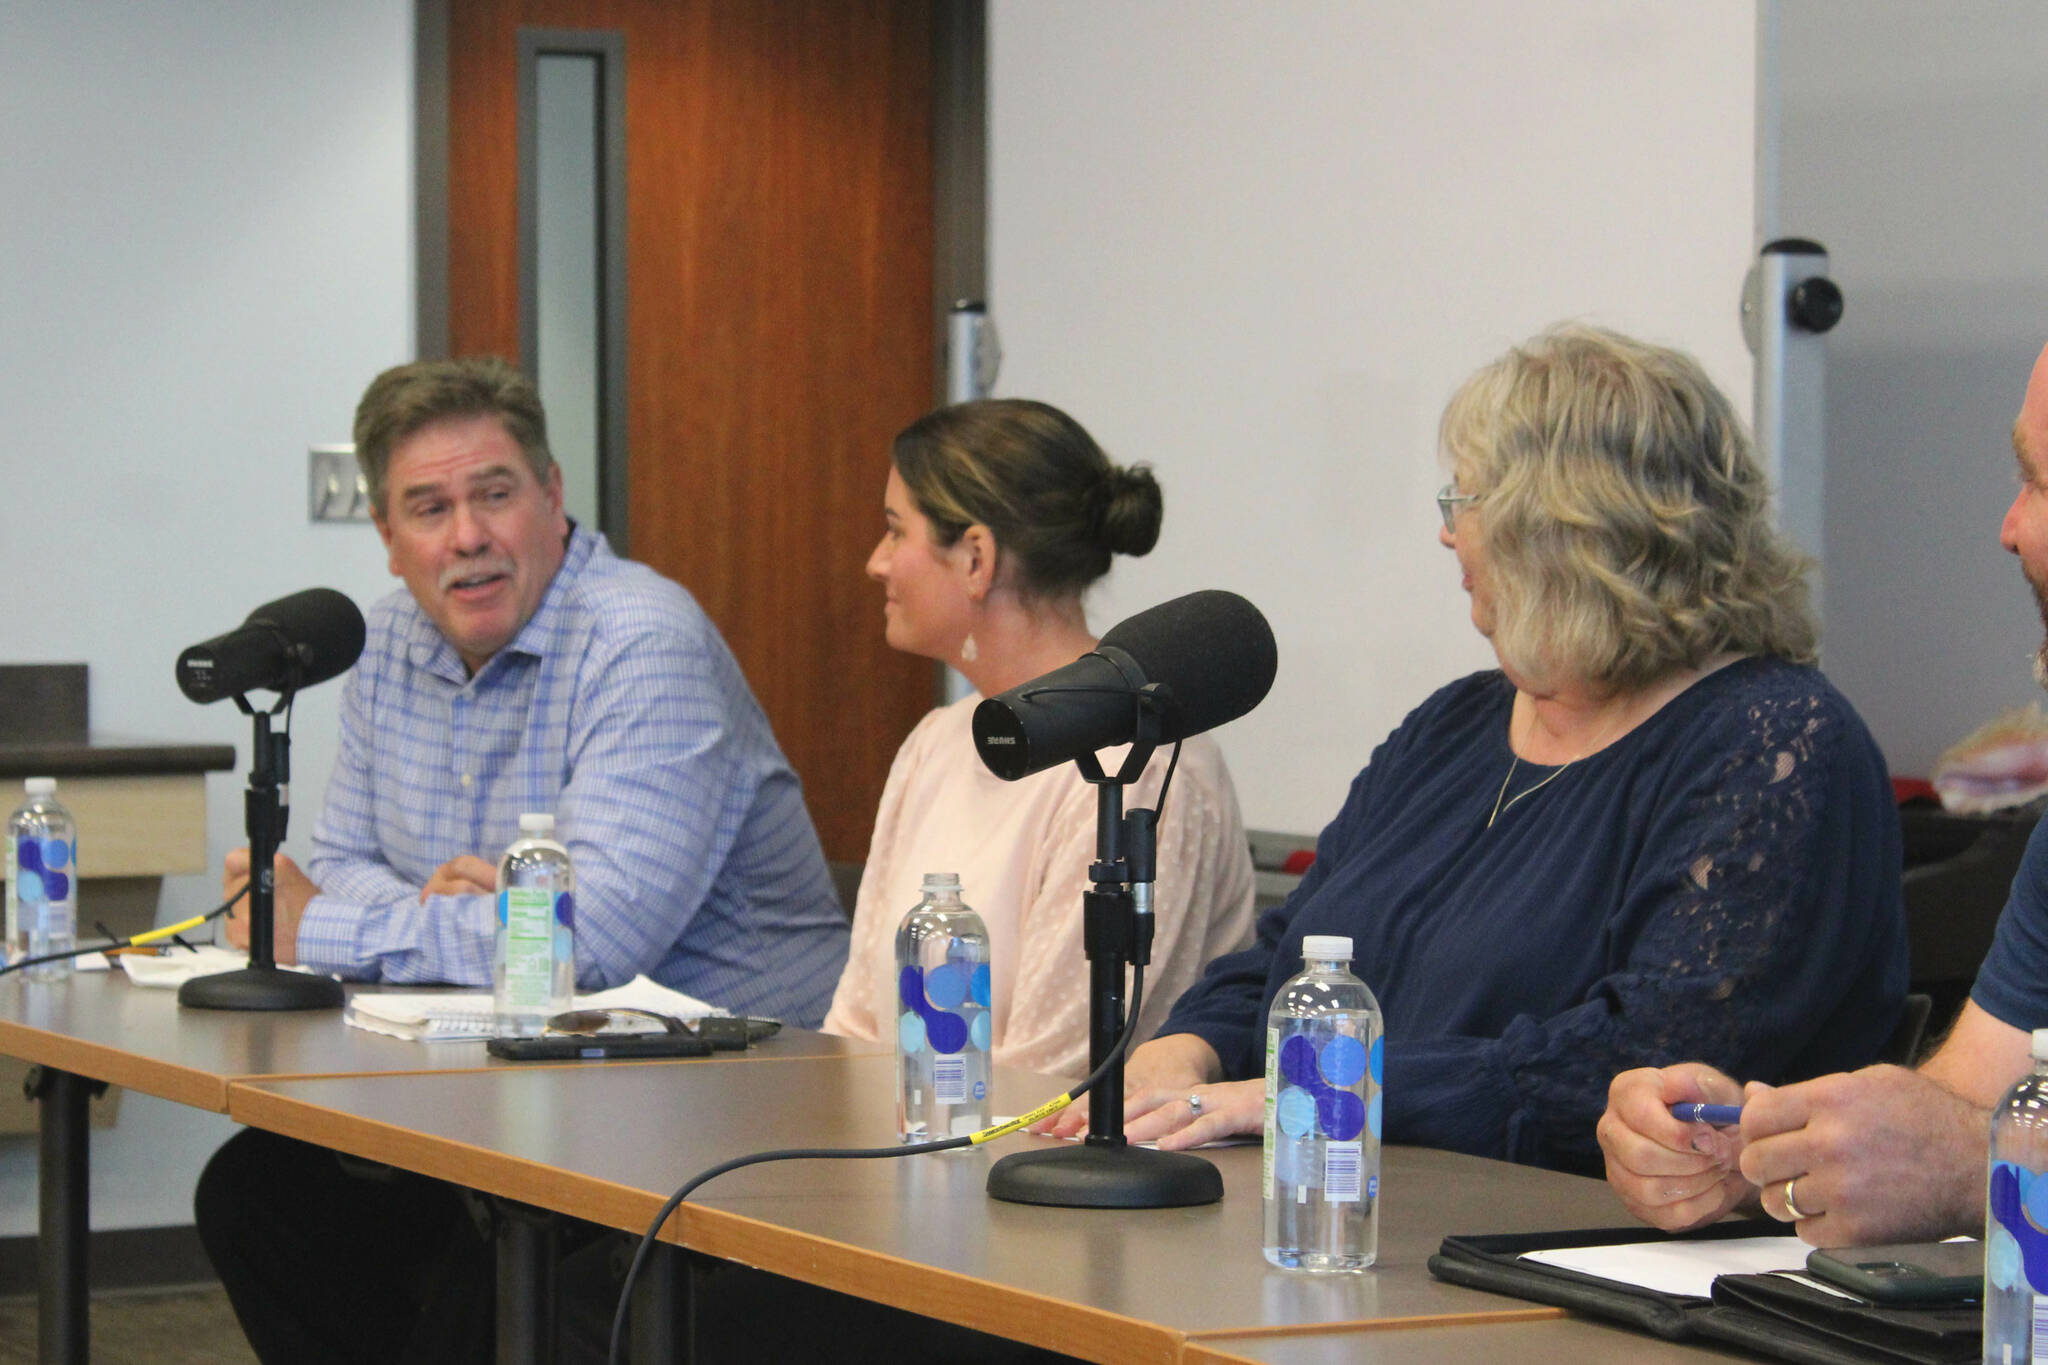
top-left (1670, 1102), bottom-right (1743, 1126)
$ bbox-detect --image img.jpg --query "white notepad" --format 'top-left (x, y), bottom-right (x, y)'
top-left (343, 975), bottom-right (728, 1042)
top-left (118, 945), bottom-right (302, 988)
top-left (1521, 1235), bottom-right (1809, 1300)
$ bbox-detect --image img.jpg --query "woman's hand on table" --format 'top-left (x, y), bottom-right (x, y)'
top-left (1032, 1032), bottom-right (1229, 1140)
top-left (1121, 1077), bottom-right (1264, 1149)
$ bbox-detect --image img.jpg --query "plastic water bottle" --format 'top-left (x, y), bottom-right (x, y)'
top-left (1263, 934), bottom-right (1382, 1271)
top-left (493, 813), bottom-right (575, 1036)
top-left (1987, 1028), bottom-right (2048, 1361)
top-left (895, 872), bottom-right (991, 1143)
top-left (6, 778), bottom-right (78, 983)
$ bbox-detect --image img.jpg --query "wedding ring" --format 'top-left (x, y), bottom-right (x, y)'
top-left (1187, 1092), bottom-right (1204, 1118)
top-left (1783, 1177), bottom-right (1809, 1221)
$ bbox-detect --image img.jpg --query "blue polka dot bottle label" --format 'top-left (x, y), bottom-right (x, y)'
top-left (1988, 1033), bottom-right (2048, 1362)
top-left (894, 874), bottom-right (991, 1143)
top-left (7, 781), bottom-right (78, 982)
top-left (4, 829), bottom-right (17, 961)
top-left (1262, 936), bottom-right (1381, 1271)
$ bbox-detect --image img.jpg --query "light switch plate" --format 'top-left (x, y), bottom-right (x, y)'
top-left (309, 444), bottom-right (371, 522)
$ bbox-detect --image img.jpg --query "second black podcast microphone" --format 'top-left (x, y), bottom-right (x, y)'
top-left (176, 588), bottom-right (367, 703)
top-left (972, 589), bottom-right (1277, 781)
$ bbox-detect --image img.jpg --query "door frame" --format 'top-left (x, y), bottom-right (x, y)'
top-left (515, 26), bottom-right (629, 551)
top-left (414, 0), bottom-right (987, 411)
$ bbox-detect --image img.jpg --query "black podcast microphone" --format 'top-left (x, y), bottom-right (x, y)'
top-left (175, 588), bottom-right (367, 703)
top-left (972, 590), bottom-right (1277, 781)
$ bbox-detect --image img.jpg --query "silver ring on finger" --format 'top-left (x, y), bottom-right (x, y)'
top-left (1783, 1177), bottom-right (1809, 1221)
top-left (1187, 1092), bottom-right (1204, 1118)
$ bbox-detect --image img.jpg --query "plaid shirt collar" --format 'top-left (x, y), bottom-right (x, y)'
top-left (402, 522), bottom-right (603, 687)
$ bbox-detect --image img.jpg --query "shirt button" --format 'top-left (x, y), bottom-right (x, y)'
top-left (460, 773), bottom-right (473, 788)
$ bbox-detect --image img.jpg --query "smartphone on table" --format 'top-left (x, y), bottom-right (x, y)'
top-left (485, 1006), bottom-right (717, 1061)
top-left (1805, 1240), bottom-right (1982, 1305)
top-left (486, 1032), bottom-right (713, 1061)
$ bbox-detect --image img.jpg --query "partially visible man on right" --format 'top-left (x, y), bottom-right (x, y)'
top-left (1599, 338), bottom-right (2048, 1248)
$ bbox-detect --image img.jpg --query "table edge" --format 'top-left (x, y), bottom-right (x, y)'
top-left (226, 1080), bottom-right (1189, 1365)
top-left (0, 1019), bottom-right (229, 1110)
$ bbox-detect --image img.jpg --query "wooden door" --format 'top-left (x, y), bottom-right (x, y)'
top-left (441, 0), bottom-right (937, 863)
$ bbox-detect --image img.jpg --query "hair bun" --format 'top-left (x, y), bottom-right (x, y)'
top-left (1098, 463), bottom-right (1163, 557)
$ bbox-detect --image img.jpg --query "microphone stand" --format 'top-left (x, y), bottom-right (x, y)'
top-left (179, 693), bottom-right (344, 1011)
top-left (986, 687), bottom-right (1224, 1208)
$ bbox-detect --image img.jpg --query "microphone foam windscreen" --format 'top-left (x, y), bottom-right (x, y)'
top-left (247, 588), bottom-right (367, 690)
top-left (1099, 589), bottom-right (1277, 739)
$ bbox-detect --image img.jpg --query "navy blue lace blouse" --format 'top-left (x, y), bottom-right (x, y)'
top-left (1159, 657), bottom-right (1907, 1175)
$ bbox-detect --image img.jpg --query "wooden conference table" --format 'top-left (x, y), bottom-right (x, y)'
top-left (3, 970), bottom-right (1743, 1365)
top-left (0, 969), bottom-right (865, 1365)
top-left (1181, 1317), bottom-right (1758, 1363)
top-left (230, 1054), bottom-right (1648, 1364)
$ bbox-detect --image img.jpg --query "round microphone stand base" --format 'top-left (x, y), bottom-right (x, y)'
top-left (986, 1142), bottom-right (1222, 1209)
top-left (178, 967), bottom-right (344, 1012)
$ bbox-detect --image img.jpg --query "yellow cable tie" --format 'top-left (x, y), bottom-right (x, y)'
top-left (126, 913), bottom-right (210, 947)
top-left (968, 1091), bottom-right (1075, 1146)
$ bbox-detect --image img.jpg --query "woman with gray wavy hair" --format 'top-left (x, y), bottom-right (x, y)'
top-left (1047, 323), bottom-right (1908, 1176)
top-left (1442, 323), bottom-right (1816, 694)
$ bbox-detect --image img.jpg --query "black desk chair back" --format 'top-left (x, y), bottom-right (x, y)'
top-left (1882, 992), bottom-right (1933, 1066)
top-left (1900, 806), bottom-right (2038, 1043)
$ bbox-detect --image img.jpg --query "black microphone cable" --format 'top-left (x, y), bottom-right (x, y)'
top-left (606, 965), bottom-right (1153, 1365)
top-left (6, 687), bottom-right (314, 979)
top-left (0, 881), bottom-right (248, 979)
top-left (1153, 736), bottom-right (1184, 815)
top-left (5, 690), bottom-right (303, 978)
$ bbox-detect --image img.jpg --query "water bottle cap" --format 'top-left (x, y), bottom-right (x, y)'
top-left (2033, 1028), bottom-right (2048, 1061)
top-left (920, 872), bottom-right (961, 893)
top-left (1301, 935), bottom-right (1353, 960)
top-left (518, 812), bottom-right (555, 834)
top-left (23, 777), bottom-right (55, 796)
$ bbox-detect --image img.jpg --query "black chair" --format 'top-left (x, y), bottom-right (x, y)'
top-left (1881, 991), bottom-right (1933, 1066)
top-left (1900, 805), bottom-right (2038, 1042)
top-left (828, 860), bottom-right (864, 920)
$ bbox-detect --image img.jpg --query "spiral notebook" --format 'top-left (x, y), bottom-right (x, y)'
top-left (343, 975), bottom-right (725, 1042)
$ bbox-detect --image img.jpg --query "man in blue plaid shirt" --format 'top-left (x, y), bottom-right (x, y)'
top-left (223, 355), bottom-right (848, 1026)
top-left (201, 356), bottom-right (856, 1365)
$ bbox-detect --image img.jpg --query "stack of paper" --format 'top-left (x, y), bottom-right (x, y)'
top-left (1521, 1236), bottom-right (1810, 1299)
top-left (119, 946), bottom-right (272, 988)
top-left (343, 975), bottom-right (726, 1042)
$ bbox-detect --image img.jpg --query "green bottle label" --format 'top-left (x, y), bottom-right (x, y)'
top-left (501, 887), bottom-right (556, 1008)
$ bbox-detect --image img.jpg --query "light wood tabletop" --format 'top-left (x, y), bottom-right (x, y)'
top-left (229, 1054), bottom-right (1640, 1365)
top-left (0, 970), bottom-right (879, 1110)
top-left (1181, 1315), bottom-right (1761, 1364)
top-left (0, 969), bottom-right (881, 1365)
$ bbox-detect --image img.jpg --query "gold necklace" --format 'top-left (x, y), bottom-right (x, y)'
top-left (1486, 754), bottom-right (1576, 828)
top-left (1486, 697), bottom-right (1633, 829)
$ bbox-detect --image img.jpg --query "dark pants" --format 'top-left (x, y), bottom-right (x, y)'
top-left (197, 1127), bottom-right (1088, 1365)
top-left (195, 1127), bottom-right (494, 1365)
top-left (664, 1262), bottom-right (1088, 1365)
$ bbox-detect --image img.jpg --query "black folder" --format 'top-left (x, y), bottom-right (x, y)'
top-left (1428, 1223), bottom-right (1979, 1365)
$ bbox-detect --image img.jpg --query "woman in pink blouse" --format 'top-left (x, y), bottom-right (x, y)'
top-left (822, 399), bottom-right (1255, 1078)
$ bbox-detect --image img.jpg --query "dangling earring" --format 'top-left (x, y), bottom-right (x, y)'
top-left (960, 633), bottom-right (979, 664)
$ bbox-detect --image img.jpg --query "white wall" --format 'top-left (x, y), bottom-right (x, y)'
top-left (0, 1), bottom-right (413, 1234)
top-left (1771, 2), bottom-right (2048, 777)
top-left (989, 1), bottom-right (1758, 835)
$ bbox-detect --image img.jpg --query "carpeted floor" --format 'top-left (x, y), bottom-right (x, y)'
top-left (0, 1285), bottom-right (256, 1364)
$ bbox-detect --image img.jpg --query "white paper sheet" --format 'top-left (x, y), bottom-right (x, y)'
top-left (1521, 1235), bottom-right (1808, 1299)
top-left (344, 975), bottom-right (726, 1041)
top-left (118, 945), bottom-right (267, 987)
